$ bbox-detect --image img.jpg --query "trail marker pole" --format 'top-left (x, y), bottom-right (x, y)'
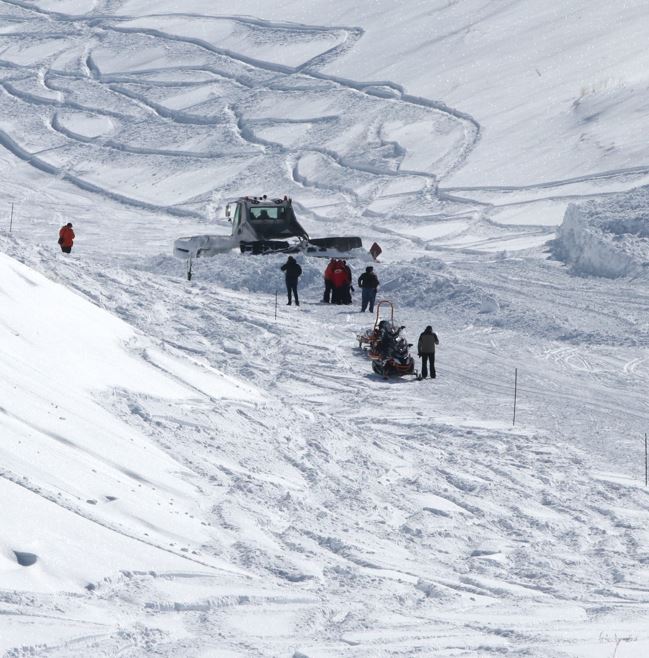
top-left (512, 367), bottom-right (518, 426)
top-left (9, 203), bottom-right (14, 233)
top-left (274, 290), bottom-right (278, 320)
top-left (187, 255), bottom-right (193, 281)
top-left (644, 432), bottom-right (647, 487)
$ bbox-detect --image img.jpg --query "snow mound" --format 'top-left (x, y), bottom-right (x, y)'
top-left (553, 189), bottom-right (649, 278)
top-left (142, 253), bottom-right (488, 322)
top-left (379, 258), bottom-right (484, 313)
top-left (140, 251), bottom-right (325, 293)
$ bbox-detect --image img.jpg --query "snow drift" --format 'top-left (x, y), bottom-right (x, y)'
top-left (554, 188), bottom-right (649, 277)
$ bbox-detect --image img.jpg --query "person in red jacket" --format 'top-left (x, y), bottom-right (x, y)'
top-left (58, 222), bottom-right (75, 253)
top-left (331, 260), bottom-right (348, 304)
top-left (323, 258), bottom-right (336, 303)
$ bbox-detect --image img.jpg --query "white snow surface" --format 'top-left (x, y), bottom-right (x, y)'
top-left (554, 191), bottom-right (649, 278)
top-left (1, 1), bottom-right (649, 656)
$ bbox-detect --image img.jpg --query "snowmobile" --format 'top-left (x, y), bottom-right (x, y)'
top-left (357, 301), bottom-right (417, 379)
top-left (357, 300), bottom-right (395, 354)
top-left (174, 195), bottom-right (362, 258)
top-left (371, 323), bottom-right (416, 379)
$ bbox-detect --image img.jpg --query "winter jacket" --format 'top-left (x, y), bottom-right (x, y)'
top-left (281, 258), bottom-right (302, 281)
top-left (331, 264), bottom-right (348, 288)
top-left (324, 260), bottom-right (336, 281)
top-left (59, 225), bottom-right (75, 248)
top-left (358, 272), bottom-right (379, 289)
top-left (417, 330), bottom-right (439, 355)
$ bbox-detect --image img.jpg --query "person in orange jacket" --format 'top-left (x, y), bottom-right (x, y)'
top-left (58, 222), bottom-right (75, 253)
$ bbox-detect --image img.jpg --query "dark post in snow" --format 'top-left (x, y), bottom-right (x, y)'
top-left (274, 290), bottom-right (278, 320)
top-left (9, 203), bottom-right (14, 233)
top-left (187, 255), bottom-right (193, 281)
top-left (512, 367), bottom-right (518, 426)
top-left (645, 433), bottom-right (647, 487)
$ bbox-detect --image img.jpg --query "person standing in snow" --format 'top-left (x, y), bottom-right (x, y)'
top-left (358, 265), bottom-right (379, 312)
top-left (342, 260), bottom-right (353, 304)
top-left (417, 325), bottom-right (439, 379)
top-left (58, 222), bottom-right (75, 254)
top-left (330, 260), bottom-right (348, 304)
top-left (323, 258), bottom-right (335, 303)
top-left (281, 255), bottom-right (302, 306)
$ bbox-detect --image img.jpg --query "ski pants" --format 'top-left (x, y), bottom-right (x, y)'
top-left (61, 245), bottom-right (72, 254)
top-left (323, 279), bottom-right (333, 303)
top-left (421, 353), bottom-right (436, 378)
top-left (286, 278), bottom-right (299, 305)
top-left (332, 285), bottom-right (344, 304)
top-left (361, 287), bottom-right (377, 312)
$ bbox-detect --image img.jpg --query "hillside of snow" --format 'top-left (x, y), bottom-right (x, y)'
top-left (2, 1), bottom-right (649, 656)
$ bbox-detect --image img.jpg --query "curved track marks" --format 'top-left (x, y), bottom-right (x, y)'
top-left (0, 0), bottom-right (481, 221)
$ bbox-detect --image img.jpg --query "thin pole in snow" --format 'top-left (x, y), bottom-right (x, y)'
top-left (9, 203), bottom-right (14, 232)
top-left (645, 433), bottom-right (647, 487)
top-left (274, 290), bottom-right (278, 320)
top-left (512, 367), bottom-right (518, 426)
top-left (187, 255), bottom-right (193, 281)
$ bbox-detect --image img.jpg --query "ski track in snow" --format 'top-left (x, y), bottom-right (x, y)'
top-left (6, 0), bottom-right (639, 241)
top-left (0, 0), bottom-right (481, 226)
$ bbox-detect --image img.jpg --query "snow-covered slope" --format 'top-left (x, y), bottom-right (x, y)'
top-left (3, 234), bottom-right (649, 656)
top-left (2, 0), bottom-right (649, 656)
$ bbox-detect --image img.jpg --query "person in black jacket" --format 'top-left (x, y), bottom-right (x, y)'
top-left (280, 256), bottom-right (302, 306)
top-left (358, 265), bottom-right (379, 312)
top-left (342, 260), bottom-right (353, 304)
top-left (417, 326), bottom-right (439, 379)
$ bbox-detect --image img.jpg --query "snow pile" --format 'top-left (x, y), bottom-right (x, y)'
top-left (379, 257), bottom-right (484, 313)
top-left (554, 188), bottom-right (649, 277)
top-left (140, 251), bottom-right (325, 293)
top-left (140, 252), bottom-right (490, 321)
